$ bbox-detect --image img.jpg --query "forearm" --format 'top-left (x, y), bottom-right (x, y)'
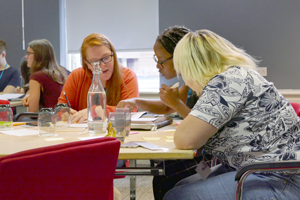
top-left (2, 85), bottom-right (16, 94)
top-left (174, 115), bottom-right (218, 150)
top-left (28, 93), bottom-right (39, 112)
top-left (136, 99), bottom-right (174, 114)
top-left (28, 100), bottom-right (39, 112)
top-left (173, 101), bottom-right (191, 118)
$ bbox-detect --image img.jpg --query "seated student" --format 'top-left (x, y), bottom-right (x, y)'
top-left (17, 57), bottom-right (70, 95)
top-left (57, 33), bottom-right (139, 123)
top-left (23, 39), bottom-right (68, 112)
top-left (15, 56), bottom-right (30, 94)
top-left (117, 26), bottom-right (199, 119)
top-left (0, 39), bottom-right (21, 94)
top-left (117, 26), bottom-right (203, 200)
top-left (163, 29), bottom-right (300, 200)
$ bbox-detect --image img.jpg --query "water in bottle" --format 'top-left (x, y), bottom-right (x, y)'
top-left (87, 61), bottom-right (107, 135)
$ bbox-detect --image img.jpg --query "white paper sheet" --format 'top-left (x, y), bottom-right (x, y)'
top-left (78, 136), bottom-right (105, 140)
top-left (131, 111), bottom-right (147, 120)
top-left (0, 93), bottom-right (24, 100)
top-left (135, 142), bottom-right (168, 151)
top-left (131, 118), bottom-right (157, 123)
top-left (70, 123), bottom-right (88, 128)
top-left (0, 129), bottom-right (39, 136)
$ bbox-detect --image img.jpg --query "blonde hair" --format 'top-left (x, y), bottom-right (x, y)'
top-left (80, 33), bottom-right (123, 106)
top-left (174, 29), bottom-right (259, 95)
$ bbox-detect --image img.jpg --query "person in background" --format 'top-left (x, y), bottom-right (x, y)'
top-left (117, 26), bottom-right (198, 119)
top-left (22, 39), bottom-right (68, 112)
top-left (15, 56), bottom-right (30, 94)
top-left (0, 39), bottom-right (21, 94)
top-left (58, 33), bottom-right (139, 123)
top-left (163, 29), bottom-right (300, 200)
top-left (117, 26), bottom-right (203, 200)
top-left (16, 56), bottom-right (70, 95)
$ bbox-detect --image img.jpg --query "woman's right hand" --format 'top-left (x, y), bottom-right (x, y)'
top-left (21, 94), bottom-right (30, 107)
top-left (70, 108), bottom-right (88, 123)
top-left (15, 86), bottom-right (24, 94)
top-left (116, 98), bottom-right (137, 111)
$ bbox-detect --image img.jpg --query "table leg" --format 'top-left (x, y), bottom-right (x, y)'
top-left (130, 160), bottom-right (136, 200)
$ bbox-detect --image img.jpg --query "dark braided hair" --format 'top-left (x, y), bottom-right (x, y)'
top-left (156, 25), bottom-right (191, 55)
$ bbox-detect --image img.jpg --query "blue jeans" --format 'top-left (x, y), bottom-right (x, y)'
top-left (163, 164), bottom-right (300, 200)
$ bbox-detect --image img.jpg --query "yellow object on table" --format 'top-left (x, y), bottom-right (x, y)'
top-left (106, 122), bottom-right (116, 137)
top-left (142, 137), bottom-right (160, 140)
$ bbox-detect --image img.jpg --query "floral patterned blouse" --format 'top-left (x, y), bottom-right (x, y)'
top-left (190, 66), bottom-right (300, 170)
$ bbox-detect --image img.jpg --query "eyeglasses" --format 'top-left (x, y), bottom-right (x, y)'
top-left (85, 53), bottom-right (114, 67)
top-left (26, 51), bottom-right (34, 56)
top-left (153, 54), bottom-right (173, 69)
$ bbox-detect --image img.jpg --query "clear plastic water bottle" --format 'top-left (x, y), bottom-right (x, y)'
top-left (87, 61), bottom-right (107, 135)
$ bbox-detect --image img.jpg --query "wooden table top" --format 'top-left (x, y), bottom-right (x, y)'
top-left (0, 121), bottom-right (194, 160)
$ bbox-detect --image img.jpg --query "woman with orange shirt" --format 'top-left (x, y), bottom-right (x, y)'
top-left (58, 33), bottom-right (139, 123)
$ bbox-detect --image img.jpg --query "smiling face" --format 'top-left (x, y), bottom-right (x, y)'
top-left (26, 47), bottom-right (34, 68)
top-left (153, 41), bottom-right (177, 80)
top-left (85, 45), bottom-right (114, 81)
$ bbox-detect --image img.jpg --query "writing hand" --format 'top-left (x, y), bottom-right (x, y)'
top-left (15, 86), bottom-right (24, 94)
top-left (21, 94), bottom-right (30, 107)
top-left (70, 108), bottom-right (87, 123)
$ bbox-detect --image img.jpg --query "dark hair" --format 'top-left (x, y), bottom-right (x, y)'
top-left (0, 40), bottom-right (7, 53)
top-left (156, 25), bottom-right (191, 55)
top-left (20, 56), bottom-right (30, 93)
top-left (29, 39), bottom-right (67, 84)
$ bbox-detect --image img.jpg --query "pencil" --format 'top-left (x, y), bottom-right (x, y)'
top-left (63, 91), bottom-right (71, 107)
top-left (13, 122), bottom-right (27, 126)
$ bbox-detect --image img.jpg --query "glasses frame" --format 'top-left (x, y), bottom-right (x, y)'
top-left (26, 51), bottom-right (34, 56)
top-left (153, 54), bottom-right (173, 69)
top-left (85, 53), bottom-right (114, 67)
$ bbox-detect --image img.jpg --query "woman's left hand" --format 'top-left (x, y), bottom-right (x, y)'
top-left (70, 108), bottom-right (88, 123)
top-left (159, 84), bottom-right (181, 109)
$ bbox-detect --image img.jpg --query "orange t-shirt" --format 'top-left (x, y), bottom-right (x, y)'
top-left (58, 67), bottom-right (139, 114)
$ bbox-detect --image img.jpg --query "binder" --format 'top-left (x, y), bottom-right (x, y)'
top-left (131, 115), bottom-right (173, 131)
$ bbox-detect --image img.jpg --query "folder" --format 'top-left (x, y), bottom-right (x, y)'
top-left (130, 114), bottom-right (173, 131)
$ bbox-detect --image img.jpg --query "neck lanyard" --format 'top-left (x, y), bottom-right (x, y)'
top-left (0, 63), bottom-right (8, 80)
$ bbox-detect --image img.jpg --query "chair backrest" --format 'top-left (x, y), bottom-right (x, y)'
top-left (0, 137), bottom-right (121, 200)
top-left (13, 112), bottom-right (38, 122)
top-left (290, 102), bottom-right (300, 117)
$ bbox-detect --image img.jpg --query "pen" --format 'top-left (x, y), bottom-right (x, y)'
top-left (63, 91), bottom-right (71, 108)
top-left (77, 127), bottom-right (88, 136)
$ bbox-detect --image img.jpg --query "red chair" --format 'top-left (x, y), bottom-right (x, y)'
top-left (0, 137), bottom-right (120, 200)
top-left (0, 100), bottom-right (10, 105)
top-left (290, 102), bottom-right (300, 117)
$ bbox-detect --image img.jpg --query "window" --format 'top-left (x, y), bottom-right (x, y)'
top-left (67, 50), bottom-right (159, 93)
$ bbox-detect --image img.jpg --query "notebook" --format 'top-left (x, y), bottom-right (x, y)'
top-left (130, 113), bottom-right (173, 131)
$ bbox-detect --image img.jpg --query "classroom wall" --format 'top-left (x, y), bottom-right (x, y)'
top-left (159, 0), bottom-right (300, 89)
top-left (1, 0), bottom-right (300, 90)
top-left (0, 0), bottom-right (60, 71)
